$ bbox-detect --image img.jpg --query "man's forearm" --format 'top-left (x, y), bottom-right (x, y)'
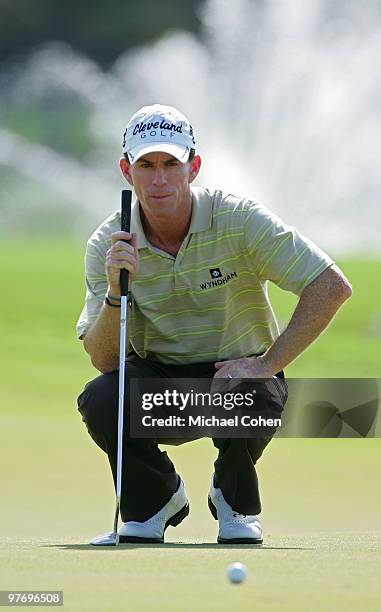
top-left (83, 302), bottom-right (126, 373)
top-left (261, 265), bottom-right (352, 374)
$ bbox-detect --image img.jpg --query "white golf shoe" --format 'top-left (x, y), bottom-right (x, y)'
top-left (208, 475), bottom-right (263, 544)
top-left (118, 478), bottom-right (189, 543)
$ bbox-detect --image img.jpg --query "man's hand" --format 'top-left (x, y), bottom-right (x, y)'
top-left (106, 231), bottom-right (139, 295)
top-left (212, 356), bottom-right (276, 393)
top-left (214, 356), bottom-right (276, 378)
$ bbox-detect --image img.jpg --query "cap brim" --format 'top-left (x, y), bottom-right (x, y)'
top-left (127, 143), bottom-right (190, 164)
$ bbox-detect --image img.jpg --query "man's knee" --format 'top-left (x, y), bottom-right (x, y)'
top-left (77, 370), bottom-right (119, 431)
top-left (213, 437), bottom-right (272, 464)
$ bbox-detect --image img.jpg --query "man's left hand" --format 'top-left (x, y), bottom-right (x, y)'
top-left (212, 356), bottom-right (276, 393)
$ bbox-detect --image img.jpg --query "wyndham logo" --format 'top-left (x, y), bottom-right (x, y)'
top-left (209, 268), bottom-right (222, 279)
top-left (201, 270), bottom-right (237, 290)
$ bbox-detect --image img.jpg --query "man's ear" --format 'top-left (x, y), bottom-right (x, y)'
top-left (188, 155), bottom-right (201, 183)
top-left (119, 157), bottom-right (134, 185)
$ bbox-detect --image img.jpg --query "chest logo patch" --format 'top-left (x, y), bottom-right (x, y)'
top-left (209, 268), bottom-right (222, 278)
top-left (201, 270), bottom-right (237, 290)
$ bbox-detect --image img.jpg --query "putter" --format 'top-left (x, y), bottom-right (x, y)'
top-left (90, 189), bottom-right (132, 546)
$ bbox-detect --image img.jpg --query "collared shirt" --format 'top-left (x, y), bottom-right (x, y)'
top-left (76, 187), bottom-right (334, 364)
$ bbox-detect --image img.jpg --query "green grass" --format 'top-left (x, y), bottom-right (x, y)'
top-left (1, 414), bottom-right (380, 610)
top-left (0, 534), bottom-right (380, 611)
top-left (0, 241), bottom-right (380, 610)
top-left (1, 106), bottom-right (96, 159)
top-left (267, 259), bottom-right (381, 377)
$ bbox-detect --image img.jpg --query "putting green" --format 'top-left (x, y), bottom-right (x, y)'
top-left (0, 243), bottom-right (380, 610)
top-left (1, 413), bottom-right (381, 610)
top-left (0, 533), bottom-right (380, 611)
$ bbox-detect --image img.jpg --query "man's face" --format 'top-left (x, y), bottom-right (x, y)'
top-left (120, 151), bottom-right (201, 219)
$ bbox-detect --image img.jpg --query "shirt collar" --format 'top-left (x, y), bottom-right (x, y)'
top-left (188, 187), bottom-right (213, 233)
top-left (131, 186), bottom-right (213, 250)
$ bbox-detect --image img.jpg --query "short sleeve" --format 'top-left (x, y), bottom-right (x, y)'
top-left (76, 240), bottom-right (108, 339)
top-left (244, 203), bottom-right (334, 295)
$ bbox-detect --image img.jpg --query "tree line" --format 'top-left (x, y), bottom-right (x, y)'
top-left (0, 0), bottom-right (202, 67)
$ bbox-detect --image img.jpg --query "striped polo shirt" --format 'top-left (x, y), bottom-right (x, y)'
top-left (76, 187), bottom-right (334, 364)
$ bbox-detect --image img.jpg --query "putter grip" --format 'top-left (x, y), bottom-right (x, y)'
top-left (120, 189), bottom-right (132, 296)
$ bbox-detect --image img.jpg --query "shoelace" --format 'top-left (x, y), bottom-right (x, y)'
top-left (232, 512), bottom-right (261, 526)
top-left (214, 489), bottom-right (258, 524)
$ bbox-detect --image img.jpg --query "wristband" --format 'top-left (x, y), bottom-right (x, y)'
top-left (105, 296), bottom-right (121, 308)
top-left (106, 292), bottom-right (121, 302)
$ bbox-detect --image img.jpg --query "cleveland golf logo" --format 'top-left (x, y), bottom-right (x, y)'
top-left (200, 269), bottom-right (237, 290)
top-left (132, 120), bottom-right (184, 136)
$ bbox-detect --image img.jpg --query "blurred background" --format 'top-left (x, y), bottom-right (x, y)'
top-left (1, 0), bottom-right (381, 251)
top-left (0, 1), bottom-right (380, 592)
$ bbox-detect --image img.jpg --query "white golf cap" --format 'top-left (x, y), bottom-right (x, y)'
top-left (122, 104), bottom-right (196, 164)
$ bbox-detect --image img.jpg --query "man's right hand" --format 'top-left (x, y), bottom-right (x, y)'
top-left (106, 231), bottom-right (139, 295)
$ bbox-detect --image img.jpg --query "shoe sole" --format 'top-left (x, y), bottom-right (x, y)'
top-left (217, 536), bottom-right (263, 544)
top-left (119, 503), bottom-right (190, 544)
top-left (208, 496), bottom-right (263, 545)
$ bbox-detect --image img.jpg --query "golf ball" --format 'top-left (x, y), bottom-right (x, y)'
top-left (227, 562), bottom-right (247, 584)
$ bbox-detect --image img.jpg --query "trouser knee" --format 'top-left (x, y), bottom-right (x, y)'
top-left (77, 370), bottom-right (119, 434)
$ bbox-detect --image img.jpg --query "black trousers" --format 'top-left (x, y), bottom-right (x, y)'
top-left (77, 353), bottom-right (287, 522)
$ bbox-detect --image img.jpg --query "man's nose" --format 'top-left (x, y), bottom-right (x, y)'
top-left (152, 166), bottom-right (168, 186)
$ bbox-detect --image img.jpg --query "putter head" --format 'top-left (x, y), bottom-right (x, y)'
top-left (90, 532), bottom-right (120, 546)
